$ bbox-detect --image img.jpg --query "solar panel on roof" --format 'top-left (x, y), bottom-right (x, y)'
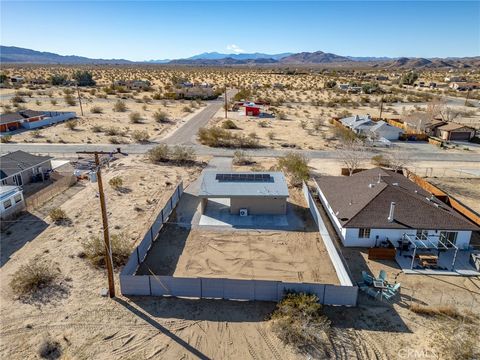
top-left (215, 173), bottom-right (273, 183)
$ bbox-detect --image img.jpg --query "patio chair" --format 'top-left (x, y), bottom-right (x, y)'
top-left (362, 271), bottom-right (374, 285)
top-left (385, 283), bottom-right (401, 296)
top-left (378, 270), bottom-right (387, 282)
top-left (366, 288), bottom-right (380, 299)
top-left (381, 290), bottom-right (395, 301)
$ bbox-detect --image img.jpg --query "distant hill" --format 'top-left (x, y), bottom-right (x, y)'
top-left (0, 46), bottom-right (132, 64)
top-left (186, 52), bottom-right (293, 61)
top-left (279, 51), bottom-right (351, 64)
top-left (1, 45), bottom-right (478, 68)
top-left (167, 57), bottom-right (278, 65)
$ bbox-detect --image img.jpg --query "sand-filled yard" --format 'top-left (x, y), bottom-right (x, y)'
top-left (137, 226), bottom-right (339, 284)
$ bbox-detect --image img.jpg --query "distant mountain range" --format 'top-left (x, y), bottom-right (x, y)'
top-left (1, 45), bottom-right (479, 69)
top-left (0, 46), bottom-right (133, 64)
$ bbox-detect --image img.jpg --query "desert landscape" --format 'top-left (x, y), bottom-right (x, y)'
top-left (1, 1), bottom-right (480, 358)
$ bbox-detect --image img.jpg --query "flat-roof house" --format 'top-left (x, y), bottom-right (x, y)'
top-left (0, 185), bottom-right (25, 220)
top-left (0, 113), bottom-right (24, 132)
top-left (314, 168), bottom-right (478, 248)
top-left (198, 171), bottom-right (289, 215)
top-left (0, 151), bottom-right (53, 187)
top-left (435, 123), bottom-right (476, 141)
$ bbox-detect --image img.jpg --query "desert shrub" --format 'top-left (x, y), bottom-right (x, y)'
top-left (64, 94), bottom-right (76, 106)
top-left (197, 127), bottom-right (260, 148)
top-left (50, 74), bottom-right (67, 86)
top-left (171, 145), bottom-right (196, 163)
top-left (221, 119), bottom-right (238, 129)
top-left (324, 80), bottom-right (337, 89)
top-left (409, 304), bottom-right (461, 318)
top-left (108, 176), bottom-right (123, 190)
top-left (49, 208), bottom-right (68, 224)
top-left (131, 129), bottom-right (150, 143)
top-left (50, 99), bottom-right (57, 106)
top-left (82, 233), bottom-right (132, 268)
top-left (0, 134), bottom-right (13, 143)
top-left (258, 120), bottom-right (269, 128)
top-left (129, 112), bottom-right (143, 123)
top-left (147, 144), bottom-right (170, 162)
top-left (267, 131), bottom-right (275, 140)
top-left (113, 100), bottom-right (127, 112)
top-left (91, 125), bottom-right (104, 133)
top-left (10, 260), bottom-right (57, 296)
top-left (153, 110), bottom-right (170, 123)
top-left (38, 338), bottom-right (62, 359)
top-left (277, 152), bottom-right (309, 186)
top-left (276, 110), bottom-right (287, 120)
top-left (65, 119), bottom-right (78, 130)
top-left (183, 105), bottom-right (193, 113)
top-left (105, 127), bottom-right (124, 136)
top-left (73, 70), bottom-right (96, 86)
top-left (371, 154), bottom-right (389, 167)
top-left (11, 93), bottom-right (25, 103)
top-left (90, 106), bottom-right (103, 114)
top-left (270, 292), bottom-right (331, 350)
top-left (232, 150), bottom-right (254, 165)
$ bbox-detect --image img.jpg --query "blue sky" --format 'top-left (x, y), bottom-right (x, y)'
top-left (1, 1), bottom-right (479, 60)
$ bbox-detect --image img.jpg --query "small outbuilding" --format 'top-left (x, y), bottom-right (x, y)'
top-left (198, 171), bottom-right (289, 215)
top-left (245, 105), bottom-right (261, 116)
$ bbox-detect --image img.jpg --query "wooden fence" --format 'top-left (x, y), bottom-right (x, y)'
top-left (24, 174), bottom-right (77, 210)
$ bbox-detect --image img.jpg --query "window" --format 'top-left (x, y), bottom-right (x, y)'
top-left (3, 199), bottom-right (12, 209)
top-left (359, 228), bottom-right (371, 238)
top-left (440, 231), bottom-right (458, 246)
top-left (416, 230), bottom-right (428, 240)
top-left (14, 194), bottom-right (22, 203)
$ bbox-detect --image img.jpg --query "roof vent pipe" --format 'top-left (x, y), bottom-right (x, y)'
top-left (377, 173), bottom-right (382, 183)
top-left (388, 202), bottom-right (396, 223)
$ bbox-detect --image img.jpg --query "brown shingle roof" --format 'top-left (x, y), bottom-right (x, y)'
top-left (437, 122), bottom-right (474, 132)
top-left (314, 168), bottom-right (478, 231)
top-left (0, 112), bottom-right (24, 125)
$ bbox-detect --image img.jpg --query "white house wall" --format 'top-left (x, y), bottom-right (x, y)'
top-left (315, 182), bottom-right (347, 243)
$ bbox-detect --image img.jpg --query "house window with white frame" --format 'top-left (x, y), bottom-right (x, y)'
top-left (440, 231), bottom-right (458, 246)
top-left (14, 194), bottom-right (22, 203)
top-left (416, 229), bottom-right (428, 240)
top-left (359, 228), bottom-right (371, 238)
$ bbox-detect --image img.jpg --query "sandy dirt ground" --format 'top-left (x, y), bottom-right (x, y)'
top-left (0, 87), bottom-right (206, 144)
top-left (137, 226), bottom-right (338, 284)
top-left (428, 177), bottom-right (480, 214)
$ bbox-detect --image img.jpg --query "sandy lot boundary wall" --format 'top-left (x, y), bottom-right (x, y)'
top-left (120, 182), bottom-right (184, 277)
top-left (120, 182), bottom-right (357, 306)
top-left (120, 275), bottom-right (356, 305)
top-left (302, 182), bottom-right (356, 289)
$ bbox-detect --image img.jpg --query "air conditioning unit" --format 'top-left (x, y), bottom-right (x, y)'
top-left (239, 209), bottom-right (248, 217)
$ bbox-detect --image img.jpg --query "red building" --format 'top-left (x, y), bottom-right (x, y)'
top-left (245, 106), bottom-right (261, 116)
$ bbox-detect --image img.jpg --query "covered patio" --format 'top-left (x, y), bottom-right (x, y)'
top-left (391, 234), bottom-right (480, 276)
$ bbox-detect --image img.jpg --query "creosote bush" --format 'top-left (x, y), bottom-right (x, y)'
top-left (65, 119), bottom-right (78, 130)
top-left (0, 134), bottom-right (13, 143)
top-left (108, 176), bottom-right (123, 190)
top-left (113, 100), bottom-right (127, 112)
top-left (82, 233), bottom-right (132, 268)
top-left (197, 127), bottom-right (260, 148)
top-left (221, 119), bottom-right (238, 129)
top-left (38, 338), bottom-right (62, 359)
top-left (270, 292), bottom-right (331, 350)
top-left (232, 150), bottom-right (254, 165)
top-left (131, 129), bottom-right (150, 143)
top-left (277, 152), bottom-right (309, 186)
top-left (49, 208), bottom-right (68, 224)
top-left (10, 260), bottom-right (57, 296)
top-left (90, 106), bottom-right (103, 114)
top-left (129, 112), bottom-right (143, 123)
top-left (147, 144), bottom-right (196, 164)
top-left (153, 110), bottom-right (170, 123)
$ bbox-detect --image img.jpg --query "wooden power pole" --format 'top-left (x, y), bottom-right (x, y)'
top-left (224, 85), bottom-right (228, 119)
top-left (76, 85), bottom-right (84, 116)
top-left (76, 148), bottom-right (126, 297)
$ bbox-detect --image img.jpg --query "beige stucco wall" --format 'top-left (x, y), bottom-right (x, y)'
top-left (230, 197), bottom-right (287, 215)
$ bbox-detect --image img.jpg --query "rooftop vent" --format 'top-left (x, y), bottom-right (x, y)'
top-left (368, 183), bottom-right (375, 188)
top-left (387, 202), bottom-right (396, 223)
top-left (392, 182), bottom-right (399, 186)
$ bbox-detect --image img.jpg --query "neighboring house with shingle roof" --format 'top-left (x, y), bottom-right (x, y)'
top-left (314, 168), bottom-right (478, 247)
top-left (340, 115), bottom-right (403, 141)
top-left (0, 150), bottom-right (52, 187)
top-left (434, 122), bottom-right (476, 141)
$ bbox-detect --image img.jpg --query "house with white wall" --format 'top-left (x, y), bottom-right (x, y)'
top-left (314, 168), bottom-right (478, 249)
top-left (0, 185), bottom-right (25, 220)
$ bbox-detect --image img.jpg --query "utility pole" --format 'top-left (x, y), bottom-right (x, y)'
top-left (76, 148), bottom-right (127, 298)
top-left (224, 85), bottom-right (228, 119)
top-left (76, 85), bottom-right (84, 116)
top-left (379, 97), bottom-right (384, 120)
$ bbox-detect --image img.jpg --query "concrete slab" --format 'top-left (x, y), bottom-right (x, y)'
top-left (395, 249), bottom-right (480, 276)
top-left (198, 198), bottom-right (302, 230)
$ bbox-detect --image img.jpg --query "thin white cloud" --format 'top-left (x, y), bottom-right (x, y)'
top-left (226, 44), bottom-right (245, 54)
